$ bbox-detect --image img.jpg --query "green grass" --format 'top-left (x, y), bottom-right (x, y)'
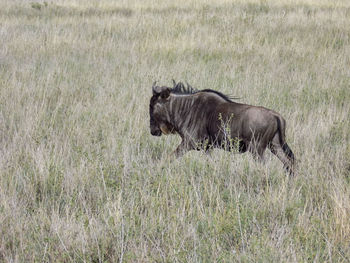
top-left (0, 0), bottom-right (350, 261)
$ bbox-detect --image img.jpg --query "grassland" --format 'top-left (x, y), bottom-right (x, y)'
top-left (0, 0), bottom-right (350, 262)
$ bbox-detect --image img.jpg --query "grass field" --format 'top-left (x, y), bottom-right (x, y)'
top-left (0, 0), bottom-right (350, 261)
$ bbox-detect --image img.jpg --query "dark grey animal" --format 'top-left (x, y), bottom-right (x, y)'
top-left (149, 81), bottom-right (295, 175)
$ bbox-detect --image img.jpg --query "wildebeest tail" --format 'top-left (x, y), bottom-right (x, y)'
top-left (275, 115), bottom-right (295, 161)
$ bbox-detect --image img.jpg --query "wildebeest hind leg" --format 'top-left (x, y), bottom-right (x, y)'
top-left (268, 133), bottom-right (295, 176)
top-left (248, 140), bottom-right (267, 162)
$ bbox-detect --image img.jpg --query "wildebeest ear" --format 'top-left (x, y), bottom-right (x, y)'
top-left (160, 88), bottom-right (170, 99)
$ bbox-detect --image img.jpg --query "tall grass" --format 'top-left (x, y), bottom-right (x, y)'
top-left (0, 0), bottom-right (349, 261)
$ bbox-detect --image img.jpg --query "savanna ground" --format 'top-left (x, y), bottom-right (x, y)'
top-left (0, 0), bottom-right (350, 261)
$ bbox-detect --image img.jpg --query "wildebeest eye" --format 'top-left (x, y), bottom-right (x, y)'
top-left (160, 89), bottom-right (170, 100)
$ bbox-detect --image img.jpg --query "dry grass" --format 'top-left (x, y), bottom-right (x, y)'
top-left (0, 0), bottom-right (350, 262)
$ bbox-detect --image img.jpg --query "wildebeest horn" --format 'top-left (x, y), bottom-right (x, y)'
top-left (172, 79), bottom-right (177, 88)
top-left (152, 83), bottom-right (164, 95)
top-left (152, 81), bottom-right (159, 95)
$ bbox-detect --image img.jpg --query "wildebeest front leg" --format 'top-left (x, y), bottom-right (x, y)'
top-left (173, 139), bottom-right (194, 158)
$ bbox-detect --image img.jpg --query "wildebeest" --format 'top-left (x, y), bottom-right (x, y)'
top-left (149, 81), bottom-right (295, 175)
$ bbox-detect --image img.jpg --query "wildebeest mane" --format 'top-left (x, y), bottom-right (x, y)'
top-left (171, 80), bottom-right (237, 102)
top-left (171, 80), bottom-right (197, 95)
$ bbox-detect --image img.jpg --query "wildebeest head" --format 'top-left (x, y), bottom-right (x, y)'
top-left (149, 82), bottom-right (174, 136)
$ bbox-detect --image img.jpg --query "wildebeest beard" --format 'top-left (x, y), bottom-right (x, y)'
top-left (149, 95), bottom-right (162, 136)
top-left (149, 80), bottom-right (296, 176)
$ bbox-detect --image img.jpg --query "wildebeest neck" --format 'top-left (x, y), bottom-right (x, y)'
top-left (169, 93), bottom-right (224, 137)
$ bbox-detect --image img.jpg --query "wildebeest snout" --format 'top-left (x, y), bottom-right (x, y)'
top-left (150, 126), bottom-right (162, 136)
